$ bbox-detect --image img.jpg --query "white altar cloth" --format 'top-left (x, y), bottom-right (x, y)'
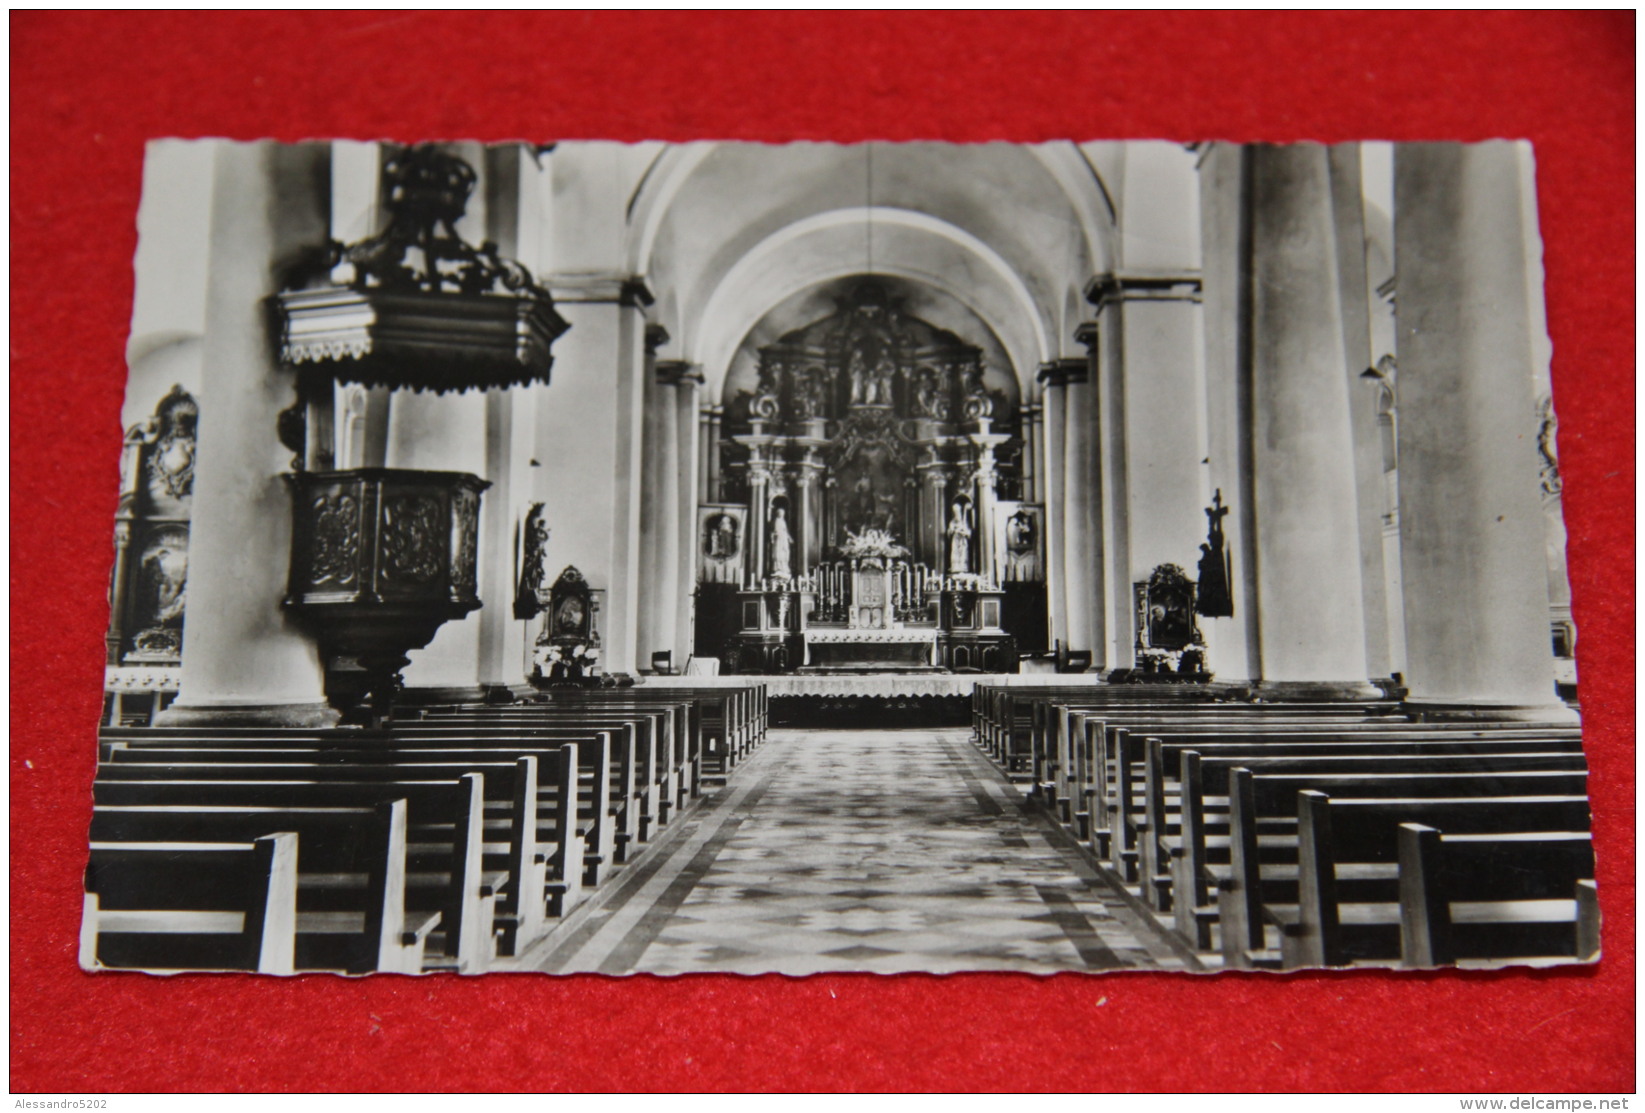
top-left (633, 672), bottom-right (1109, 699)
top-left (803, 627), bottom-right (936, 644)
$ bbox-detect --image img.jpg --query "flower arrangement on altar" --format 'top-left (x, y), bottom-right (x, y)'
top-left (838, 527), bottom-right (910, 562)
top-left (532, 639), bottom-right (598, 681)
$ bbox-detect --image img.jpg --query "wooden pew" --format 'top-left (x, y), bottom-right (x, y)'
top-left (1140, 740), bottom-right (1587, 885)
top-left (385, 722), bottom-right (637, 864)
top-left (82, 832), bottom-right (299, 974)
top-left (100, 744), bottom-right (593, 947)
top-left (1155, 743), bottom-right (1588, 943)
top-left (104, 725), bottom-right (623, 887)
top-left (87, 801), bottom-right (435, 973)
top-left (1089, 722), bottom-right (1581, 881)
top-left (1397, 825), bottom-right (1599, 967)
top-left (1038, 706), bottom-right (1394, 825)
top-left (92, 771), bottom-right (496, 972)
top-left (1217, 775), bottom-right (1591, 968)
top-left (411, 708), bottom-right (677, 834)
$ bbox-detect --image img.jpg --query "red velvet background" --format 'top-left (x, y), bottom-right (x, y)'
top-left (10, 11), bottom-right (1634, 1094)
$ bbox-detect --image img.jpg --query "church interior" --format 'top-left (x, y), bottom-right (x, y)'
top-left (84, 138), bottom-right (1593, 977)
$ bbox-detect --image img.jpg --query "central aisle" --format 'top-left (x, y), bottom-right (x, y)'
top-left (525, 729), bottom-right (1193, 975)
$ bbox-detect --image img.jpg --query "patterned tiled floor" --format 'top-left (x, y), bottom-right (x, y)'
top-left (527, 729), bottom-right (1193, 975)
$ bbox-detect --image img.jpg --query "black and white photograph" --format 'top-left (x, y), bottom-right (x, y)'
top-left (84, 137), bottom-right (1594, 978)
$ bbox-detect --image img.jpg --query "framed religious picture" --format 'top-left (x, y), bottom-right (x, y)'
top-left (697, 504), bottom-right (746, 585)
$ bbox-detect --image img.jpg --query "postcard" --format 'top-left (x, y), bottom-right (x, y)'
top-left (84, 138), bottom-right (1591, 976)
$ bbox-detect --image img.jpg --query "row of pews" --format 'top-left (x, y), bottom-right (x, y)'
top-left (82, 684), bottom-right (768, 975)
top-left (972, 683), bottom-right (1597, 970)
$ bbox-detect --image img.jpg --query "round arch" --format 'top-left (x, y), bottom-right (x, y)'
top-left (689, 206), bottom-right (1055, 401)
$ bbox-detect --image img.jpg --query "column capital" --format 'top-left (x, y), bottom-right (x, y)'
top-left (644, 322), bottom-right (671, 354)
top-left (656, 358), bottom-right (703, 386)
top-left (1084, 271), bottom-right (1203, 313)
top-left (1037, 357), bottom-right (1087, 388)
top-left (1073, 320), bottom-right (1100, 354)
top-left (544, 272), bottom-right (655, 308)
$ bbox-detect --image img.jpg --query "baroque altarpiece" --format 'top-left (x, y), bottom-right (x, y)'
top-left (697, 282), bottom-right (1047, 673)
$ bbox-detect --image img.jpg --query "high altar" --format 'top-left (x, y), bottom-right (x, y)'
top-left (695, 281), bottom-right (1045, 674)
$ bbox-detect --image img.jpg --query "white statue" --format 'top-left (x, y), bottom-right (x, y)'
top-left (946, 501), bottom-right (972, 574)
top-left (769, 505), bottom-right (793, 580)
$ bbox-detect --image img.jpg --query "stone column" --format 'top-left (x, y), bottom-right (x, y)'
top-left (536, 278), bottom-right (651, 676)
top-left (672, 366), bottom-right (703, 665)
top-left (916, 445), bottom-right (950, 570)
top-left (736, 430), bottom-right (778, 588)
top-left (535, 144), bottom-right (652, 677)
top-left (1084, 279), bottom-right (1207, 674)
top-left (1393, 142), bottom-right (1571, 719)
top-left (158, 141), bottom-right (337, 727)
top-left (1099, 144), bottom-right (1209, 673)
top-left (637, 328), bottom-right (677, 669)
top-left (701, 405), bottom-right (724, 502)
top-left (793, 446), bottom-right (825, 577)
top-left (1196, 141), bottom-right (1260, 683)
top-left (1328, 143), bottom-right (1394, 680)
top-left (1246, 144), bottom-right (1375, 698)
top-left (1045, 357), bottom-right (1096, 658)
top-left (1019, 402), bottom-right (1040, 504)
top-left (1037, 374), bottom-right (1069, 649)
top-left (476, 144), bottom-right (539, 697)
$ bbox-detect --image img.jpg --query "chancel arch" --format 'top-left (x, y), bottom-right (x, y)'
top-left (685, 206), bottom-right (1057, 401)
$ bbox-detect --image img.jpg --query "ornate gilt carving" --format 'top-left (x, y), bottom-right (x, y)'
top-left (274, 146), bottom-right (569, 395)
top-left (144, 387), bottom-right (197, 502)
top-left (1537, 394), bottom-right (1562, 499)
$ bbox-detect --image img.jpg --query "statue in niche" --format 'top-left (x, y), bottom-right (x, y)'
top-left (1195, 489), bottom-right (1234, 618)
top-left (768, 505), bottom-right (793, 580)
top-left (914, 366), bottom-right (951, 421)
top-left (946, 501), bottom-right (973, 574)
top-left (848, 345), bottom-right (896, 406)
top-left (792, 368), bottom-right (826, 421)
top-left (960, 361), bottom-right (994, 421)
top-left (514, 502), bottom-right (550, 619)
